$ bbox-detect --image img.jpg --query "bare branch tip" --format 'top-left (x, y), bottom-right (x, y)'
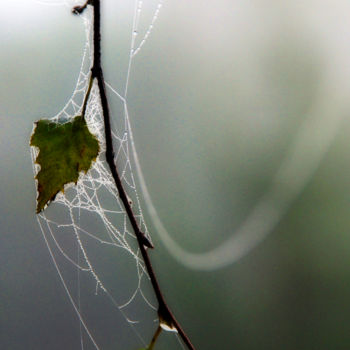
top-left (72, 0), bottom-right (92, 15)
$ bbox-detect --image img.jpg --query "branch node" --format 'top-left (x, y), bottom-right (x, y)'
top-left (141, 233), bottom-right (154, 249)
top-left (158, 303), bottom-right (176, 332)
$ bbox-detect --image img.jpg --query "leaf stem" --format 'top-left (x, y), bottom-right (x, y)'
top-left (77, 1), bottom-right (196, 349)
top-left (81, 73), bottom-right (93, 120)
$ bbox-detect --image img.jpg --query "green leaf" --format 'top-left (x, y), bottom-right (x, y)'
top-left (30, 115), bottom-right (99, 213)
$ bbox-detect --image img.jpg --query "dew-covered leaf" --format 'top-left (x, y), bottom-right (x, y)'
top-left (30, 115), bottom-right (99, 213)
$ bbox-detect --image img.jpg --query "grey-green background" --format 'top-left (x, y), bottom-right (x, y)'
top-left (1, 0), bottom-right (350, 349)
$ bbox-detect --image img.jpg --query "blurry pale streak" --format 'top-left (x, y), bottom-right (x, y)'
top-left (129, 87), bottom-right (347, 270)
top-left (126, 0), bottom-right (350, 270)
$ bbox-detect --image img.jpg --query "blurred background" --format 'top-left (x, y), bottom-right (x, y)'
top-left (1, 0), bottom-right (350, 349)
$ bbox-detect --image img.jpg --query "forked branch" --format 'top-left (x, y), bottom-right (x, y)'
top-left (74, 2), bottom-right (196, 349)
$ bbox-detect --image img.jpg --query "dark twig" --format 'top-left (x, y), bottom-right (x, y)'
top-left (75, 1), bottom-right (196, 349)
top-left (148, 325), bottom-right (162, 350)
top-left (72, 0), bottom-right (92, 15)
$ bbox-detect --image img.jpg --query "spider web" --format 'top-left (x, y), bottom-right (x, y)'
top-left (30, 0), bottom-right (346, 348)
top-left (30, 1), bottom-right (180, 349)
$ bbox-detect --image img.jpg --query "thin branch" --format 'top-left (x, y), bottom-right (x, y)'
top-left (148, 325), bottom-right (162, 350)
top-left (78, 1), bottom-right (196, 349)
